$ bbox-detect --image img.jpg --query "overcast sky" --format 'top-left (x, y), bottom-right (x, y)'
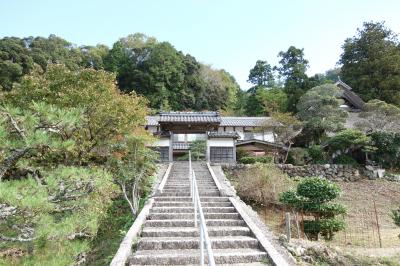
top-left (2, 0), bottom-right (400, 89)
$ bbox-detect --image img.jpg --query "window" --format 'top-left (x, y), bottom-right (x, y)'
top-left (210, 147), bottom-right (234, 162)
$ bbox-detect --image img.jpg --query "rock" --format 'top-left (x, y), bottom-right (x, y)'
top-left (376, 169), bottom-right (385, 178)
top-left (365, 165), bottom-right (374, 171)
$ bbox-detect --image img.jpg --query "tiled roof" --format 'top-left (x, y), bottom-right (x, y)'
top-left (146, 114), bottom-right (271, 127)
top-left (335, 80), bottom-right (365, 110)
top-left (146, 116), bottom-right (159, 126)
top-left (158, 111), bottom-right (221, 123)
top-left (220, 117), bottom-right (270, 127)
top-left (208, 132), bottom-right (240, 139)
top-left (172, 142), bottom-right (190, 150)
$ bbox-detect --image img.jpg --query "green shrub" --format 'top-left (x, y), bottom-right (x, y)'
top-left (240, 156), bottom-right (257, 164)
top-left (287, 147), bottom-right (309, 165)
top-left (236, 147), bottom-right (249, 160)
top-left (239, 156), bottom-right (274, 164)
top-left (280, 177), bottom-right (346, 240)
top-left (308, 145), bottom-right (327, 164)
top-left (391, 208), bottom-right (400, 227)
top-left (333, 154), bottom-right (359, 165)
top-left (370, 131), bottom-right (400, 168)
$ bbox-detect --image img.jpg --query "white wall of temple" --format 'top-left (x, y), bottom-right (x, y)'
top-left (155, 138), bottom-right (170, 147)
top-left (217, 126), bottom-right (275, 142)
top-left (208, 138), bottom-right (235, 147)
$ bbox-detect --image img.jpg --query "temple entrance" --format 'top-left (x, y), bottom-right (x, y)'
top-left (172, 133), bottom-right (206, 161)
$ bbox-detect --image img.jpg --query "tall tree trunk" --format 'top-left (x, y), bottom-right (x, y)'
top-left (283, 143), bottom-right (292, 164)
top-left (0, 148), bottom-right (30, 181)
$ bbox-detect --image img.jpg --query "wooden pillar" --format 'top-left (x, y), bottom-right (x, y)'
top-left (169, 132), bottom-right (173, 162)
top-left (206, 133), bottom-right (210, 163)
top-left (233, 138), bottom-right (237, 163)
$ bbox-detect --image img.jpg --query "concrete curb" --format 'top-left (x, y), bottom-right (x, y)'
top-left (110, 198), bottom-right (154, 266)
top-left (110, 164), bottom-right (170, 266)
top-left (157, 163), bottom-right (173, 194)
top-left (230, 197), bottom-right (290, 266)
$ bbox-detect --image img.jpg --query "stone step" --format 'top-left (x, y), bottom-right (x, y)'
top-left (153, 201), bottom-right (233, 207)
top-left (141, 226), bottom-right (251, 237)
top-left (129, 248), bottom-right (268, 265)
top-left (144, 219), bottom-right (246, 227)
top-left (159, 191), bottom-right (220, 197)
top-left (154, 197), bottom-right (230, 202)
top-left (137, 236), bottom-right (260, 250)
top-left (150, 207), bottom-right (236, 213)
top-left (148, 212), bottom-right (241, 220)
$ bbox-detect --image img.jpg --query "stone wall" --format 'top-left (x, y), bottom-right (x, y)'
top-left (276, 164), bottom-right (363, 181)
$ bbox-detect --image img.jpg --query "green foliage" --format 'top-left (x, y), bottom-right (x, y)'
top-left (333, 154), bottom-right (359, 165)
top-left (391, 208), bottom-right (400, 227)
top-left (280, 177), bottom-right (346, 240)
top-left (328, 129), bottom-right (373, 153)
top-left (307, 145), bottom-right (327, 164)
top-left (248, 60), bottom-right (275, 87)
top-left (4, 64), bottom-right (148, 164)
top-left (356, 100), bottom-right (400, 133)
top-left (236, 147), bottom-right (249, 161)
top-left (228, 163), bottom-right (295, 205)
top-left (257, 88), bottom-right (288, 114)
top-left (239, 156), bottom-right (274, 164)
top-left (189, 140), bottom-right (206, 161)
top-left (370, 131), bottom-right (400, 168)
top-left (277, 46), bottom-right (310, 112)
top-left (340, 21), bottom-right (400, 106)
top-left (286, 147), bottom-right (309, 166)
top-left (297, 84), bottom-right (348, 144)
top-left (0, 167), bottom-right (118, 266)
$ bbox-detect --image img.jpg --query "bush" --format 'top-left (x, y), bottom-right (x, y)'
top-left (370, 131), bottom-right (400, 168)
top-left (228, 163), bottom-right (295, 205)
top-left (287, 147), bottom-right (309, 165)
top-left (391, 208), bottom-right (400, 227)
top-left (236, 147), bottom-right (249, 160)
top-left (239, 156), bottom-right (274, 164)
top-left (308, 145), bottom-right (327, 164)
top-left (333, 154), bottom-right (359, 165)
top-left (280, 177), bottom-right (346, 241)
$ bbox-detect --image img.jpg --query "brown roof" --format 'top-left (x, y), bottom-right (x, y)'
top-left (335, 80), bottom-right (365, 110)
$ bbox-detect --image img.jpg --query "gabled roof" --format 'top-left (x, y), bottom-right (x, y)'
top-left (158, 111), bottom-right (221, 124)
top-left (335, 80), bottom-right (365, 110)
top-left (220, 117), bottom-right (270, 127)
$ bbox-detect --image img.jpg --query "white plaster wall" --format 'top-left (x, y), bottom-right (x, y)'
top-left (147, 126), bottom-right (158, 133)
top-left (208, 138), bottom-right (234, 147)
top-left (154, 138), bottom-right (170, 147)
top-left (264, 132), bottom-right (275, 142)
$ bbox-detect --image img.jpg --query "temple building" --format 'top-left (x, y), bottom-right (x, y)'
top-left (145, 112), bottom-right (281, 163)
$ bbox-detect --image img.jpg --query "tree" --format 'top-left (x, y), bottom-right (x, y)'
top-left (297, 84), bottom-right (348, 144)
top-left (355, 99), bottom-right (400, 133)
top-left (3, 64), bottom-right (148, 165)
top-left (339, 21), bottom-right (400, 106)
top-left (269, 112), bottom-right (303, 163)
top-left (248, 60), bottom-right (275, 87)
top-left (280, 177), bottom-right (346, 240)
top-left (257, 88), bottom-right (288, 114)
top-left (370, 131), bottom-right (400, 168)
top-left (327, 129), bottom-right (374, 164)
top-left (244, 86), bottom-right (267, 116)
top-left (0, 102), bottom-right (83, 181)
top-left (277, 46), bottom-right (310, 112)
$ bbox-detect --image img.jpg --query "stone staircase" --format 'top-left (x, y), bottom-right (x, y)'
top-left (129, 161), bottom-right (270, 265)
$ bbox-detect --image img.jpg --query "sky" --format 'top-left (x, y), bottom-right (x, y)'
top-left (1, 0), bottom-right (400, 89)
